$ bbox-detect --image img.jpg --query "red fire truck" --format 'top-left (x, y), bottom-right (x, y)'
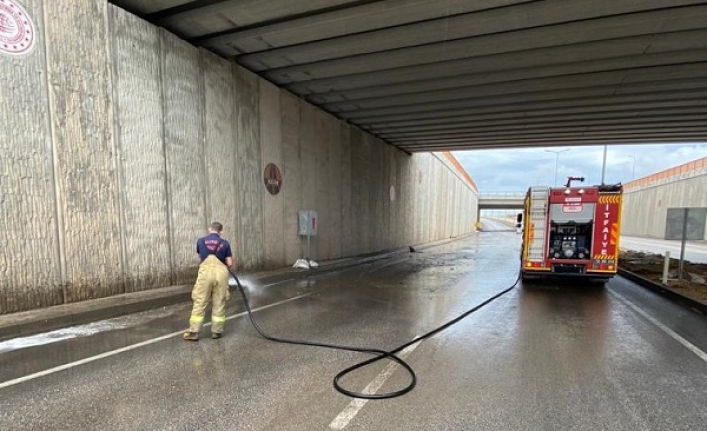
top-left (519, 177), bottom-right (623, 283)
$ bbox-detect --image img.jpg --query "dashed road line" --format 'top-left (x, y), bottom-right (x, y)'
top-left (329, 340), bottom-right (422, 430)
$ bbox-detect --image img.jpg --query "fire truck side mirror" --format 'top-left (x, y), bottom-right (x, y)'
top-left (516, 213), bottom-right (523, 223)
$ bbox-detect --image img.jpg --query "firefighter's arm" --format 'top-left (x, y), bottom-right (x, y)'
top-left (224, 242), bottom-right (234, 268)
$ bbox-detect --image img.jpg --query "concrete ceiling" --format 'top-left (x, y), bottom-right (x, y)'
top-left (109, 0), bottom-right (707, 152)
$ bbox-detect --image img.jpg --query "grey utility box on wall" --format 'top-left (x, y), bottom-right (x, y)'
top-left (298, 210), bottom-right (318, 236)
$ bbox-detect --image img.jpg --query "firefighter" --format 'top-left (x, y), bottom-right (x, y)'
top-left (183, 221), bottom-right (234, 341)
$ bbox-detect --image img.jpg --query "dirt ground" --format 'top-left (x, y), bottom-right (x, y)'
top-left (619, 250), bottom-right (707, 303)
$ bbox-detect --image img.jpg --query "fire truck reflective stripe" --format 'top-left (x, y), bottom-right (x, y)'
top-left (598, 195), bottom-right (621, 204)
top-left (610, 223), bottom-right (618, 245)
top-left (592, 254), bottom-right (616, 260)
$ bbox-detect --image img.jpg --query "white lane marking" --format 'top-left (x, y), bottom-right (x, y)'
top-left (329, 340), bottom-right (422, 430)
top-left (0, 294), bottom-right (311, 390)
top-left (0, 308), bottom-right (181, 353)
top-left (610, 290), bottom-right (707, 363)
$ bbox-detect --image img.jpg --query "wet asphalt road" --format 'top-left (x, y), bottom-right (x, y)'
top-left (1, 231), bottom-right (706, 431)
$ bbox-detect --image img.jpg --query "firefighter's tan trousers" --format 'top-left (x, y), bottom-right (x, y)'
top-left (188, 255), bottom-right (230, 334)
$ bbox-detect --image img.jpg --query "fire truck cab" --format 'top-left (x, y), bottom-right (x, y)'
top-left (519, 178), bottom-right (623, 283)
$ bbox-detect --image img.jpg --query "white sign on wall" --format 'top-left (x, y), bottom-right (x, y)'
top-left (0, 0), bottom-right (36, 56)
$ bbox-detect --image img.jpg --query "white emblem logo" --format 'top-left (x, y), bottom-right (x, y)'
top-left (0, 0), bottom-right (35, 56)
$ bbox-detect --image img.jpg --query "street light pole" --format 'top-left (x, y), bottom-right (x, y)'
top-left (600, 144), bottom-right (608, 184)
top-left (627, 155), bottom-right (636, 179)
top-left (545, 148), bottom-right (570, 186)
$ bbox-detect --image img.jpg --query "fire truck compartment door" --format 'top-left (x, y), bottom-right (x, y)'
top-left (550, 203), bottom-right (595, 223)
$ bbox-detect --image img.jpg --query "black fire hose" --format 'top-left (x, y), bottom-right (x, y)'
top-left (227, 266), bottom-right (521, 399)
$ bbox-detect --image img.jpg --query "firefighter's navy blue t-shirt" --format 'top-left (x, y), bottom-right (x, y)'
top-left (196, 233), bottom-right (232, 264)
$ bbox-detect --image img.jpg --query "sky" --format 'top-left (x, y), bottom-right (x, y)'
top-left (453, 143), bottom-right (707, 193)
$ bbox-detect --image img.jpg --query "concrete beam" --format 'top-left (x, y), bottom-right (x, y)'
top-left (397, 136), bottom-right (707, 152)
top-left (239, 1), bottom-right (707, 70)
top-left (379, 112), bottom-right (707, 138)
top-left (261, 5), bottom-right (707, 81)
top-left (345, 88), bottom-right (707, 122)
top-left (360, 96), bottom-right (707, 128)
top-left (196, 0), bottom-right (534, 53)
top-left (317, 63), bottom-right (707, 109)
top-left (287, 34), bottom-right (707, 95)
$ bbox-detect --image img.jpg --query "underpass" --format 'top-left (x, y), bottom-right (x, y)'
top-left (3, 0), bottom-right (706, 313)
top-left (1, 1), bottom-right (707, 429)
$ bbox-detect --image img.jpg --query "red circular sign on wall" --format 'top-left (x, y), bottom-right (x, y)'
top-left (0, 0), bottom-right (36, 56)
top-left (263, 163), bottom-right (283, 195)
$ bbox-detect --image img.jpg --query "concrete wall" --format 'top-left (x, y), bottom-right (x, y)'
top-left (622, 158), bottom-right (707, 239)
top-left (0, 0), bottom-right (478, 314)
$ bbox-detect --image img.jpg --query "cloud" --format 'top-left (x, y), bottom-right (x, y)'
top-left (453, 143), bottom-right (707, 192)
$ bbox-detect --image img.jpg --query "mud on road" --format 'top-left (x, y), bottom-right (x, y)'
top-left (619, 250), bottom-right (707, 303)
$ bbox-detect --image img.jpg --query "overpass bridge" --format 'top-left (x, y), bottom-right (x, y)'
top-left (478, 192), bottom-right (526, 211)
